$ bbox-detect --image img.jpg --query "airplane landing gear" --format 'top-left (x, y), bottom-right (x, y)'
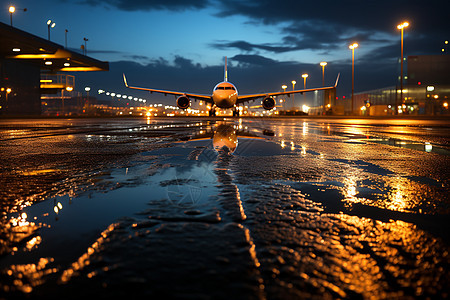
top-left (209, 108), bottom-right (216, 117)
top-left (232, 108), bottom-right (239, 117)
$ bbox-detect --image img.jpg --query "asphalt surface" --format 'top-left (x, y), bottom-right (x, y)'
top-left (0, 117), bottom-right (449, 299)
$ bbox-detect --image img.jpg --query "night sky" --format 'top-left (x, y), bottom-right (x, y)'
top-left (3, 0), bottom-right (449, 103)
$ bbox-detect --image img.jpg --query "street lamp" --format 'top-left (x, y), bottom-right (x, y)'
top-left (282, 85), bottom-right (287, 111)
top-left (302, 73), bottom-right (308, 89)
top-left (47, 20), bottom-right (56, 40)
top-left (302, 73), bottom-right (308, 105)
top-left (320, 62), bottom-right (327, 86)
top-left (9, 6), bottom-right (26, 27)
top-left (397, 21), bottom-right (409, 114)
top-left (291, 80), bottom-right (296, 110)
top-left (9, 6), bottom-right (15, 26)
top-left (349, 42), bottom-right (359, 114)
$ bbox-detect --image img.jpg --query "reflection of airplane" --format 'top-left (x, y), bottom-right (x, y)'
top-left (185, 122), bottom-right (269, 154)
top-left (123, 57), bottom-right (339, 117)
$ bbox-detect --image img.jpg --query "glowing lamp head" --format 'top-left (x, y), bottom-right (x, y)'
top-left (320, 61), bottom-right (327, 67)
top-left (397, 22), bottom-right (409, 30)
top-left (302, 74), bottom-right (309, 79)
top-left (9, 6), bottom-right (16, 13)
top-left (349, 43), bottom-right (359, 50)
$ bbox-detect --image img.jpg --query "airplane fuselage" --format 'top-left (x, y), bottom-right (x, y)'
top-left (212, 81), bottom-right (238, 108)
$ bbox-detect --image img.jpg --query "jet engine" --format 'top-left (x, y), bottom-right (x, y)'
top-left (262, 96), bottom-right (276, 110)
top-left (176, 96), bottom-right (190, 109)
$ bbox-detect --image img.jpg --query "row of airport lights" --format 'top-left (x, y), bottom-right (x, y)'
top-left (96, 89), bottom-right (148, 105)
top-left (280, 21), bottom-right (411, 114)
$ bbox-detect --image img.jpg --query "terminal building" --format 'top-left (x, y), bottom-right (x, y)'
top-left (0, 21), bottom-right (108, 116)
top-left (351, 55), bottom-right (450, 116)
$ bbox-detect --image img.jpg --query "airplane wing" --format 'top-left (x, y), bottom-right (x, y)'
top-left (236, 73), bottom-right (340, 104)
top-left (123, 74), bottom-right (214, 103)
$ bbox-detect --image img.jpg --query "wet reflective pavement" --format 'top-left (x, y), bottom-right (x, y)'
top-left (0, 117), bottom-right (449, 299)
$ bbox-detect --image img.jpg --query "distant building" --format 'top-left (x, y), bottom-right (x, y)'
top-left (0, 21), bottom-right (108, 116)
top-left (342, 54), bottom-right (450, 116)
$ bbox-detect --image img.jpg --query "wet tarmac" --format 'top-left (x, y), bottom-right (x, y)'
top-left (0, 117), bottom-right (449, 299)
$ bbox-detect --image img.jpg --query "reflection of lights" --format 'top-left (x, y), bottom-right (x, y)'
top-left (6, 257), bottom-right (56, 293)
top-left (26, 236), bottom-right (42, 251)
top-left (301, 146), bottom-right (306, 155)
top-left (11, 212), bottom-right (29, 227)
top-left (53, 202), bottom-right (63, 214)
top-left (387, 177), bottom-right (409, 212)
top-left (302, 122), bottom-right (308, 135)
top-left (344, 176), bottom-right (357, 200)
top-left (281, 140), bottom-right (286, 148)
top-left (425, 142), bottom-right (432, 152)
top-left (61, 224), bottom-right (119, 283)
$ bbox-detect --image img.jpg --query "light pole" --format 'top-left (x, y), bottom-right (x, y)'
top-left (349, 43), bottom-right (358, 114)
top-left (47, 20), bottom-right (56, 40)
top-left (302, 73), bottom-right (308, 106)
top-left (9, 6), bottom-right (15, 26)
top-left (397, 21), bottom-right (409, 115)
top-left (320, 62), bottom-right (327, 86)
top-left (85, 87), bottom-right (91, 108)
top-left (9, 6), bottom-right (26, 27)
top-left (282, 85), bottom-right (287, 111)
top-left (65, 29), bottom-right (68, 48)
top-left (291, 80), bottom-right (296, 110)
top-left (302, 73), bottom-right (308, 89)
top-left (83, 38), bottom-right (89, 55)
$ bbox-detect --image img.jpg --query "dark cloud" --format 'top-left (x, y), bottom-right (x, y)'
top-left (231, 54), bottom-right (280, 66)
top-left (211, 40), bottom-right (299, 53)
top-left (79, 0), bottom-right (210, 11)
top-left (215, 0), bottom-right (449, 36)
top-left (212, 0), bottom-right (449, 59)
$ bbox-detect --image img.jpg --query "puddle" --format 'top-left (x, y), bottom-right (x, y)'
top-left (0, 137), bottom-right (220, 273)
top-left (367, 138), bottom-right (450, 155)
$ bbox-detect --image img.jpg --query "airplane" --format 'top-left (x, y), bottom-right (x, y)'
top-left (123, 57), bottom-right (339, 117)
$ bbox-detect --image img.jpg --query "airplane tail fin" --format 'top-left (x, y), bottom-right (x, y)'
top-left (224, 56), bottom-right (228, 82)
top-left (123, 73), bottom-right (129, 87)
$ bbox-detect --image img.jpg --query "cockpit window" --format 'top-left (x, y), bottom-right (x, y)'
top-left (215, 86), bottom-right (236, 91)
